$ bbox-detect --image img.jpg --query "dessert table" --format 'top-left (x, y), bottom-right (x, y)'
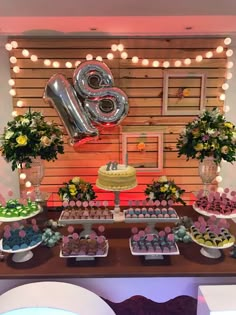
top-left (0, 206), bottom-right (236, 314)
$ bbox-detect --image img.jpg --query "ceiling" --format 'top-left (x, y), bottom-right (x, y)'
top-left (1, 0), bottom-right (236, 36)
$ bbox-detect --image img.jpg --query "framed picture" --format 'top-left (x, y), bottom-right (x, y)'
top-left (121, 131), bottom-right (163, 172)
top-left (162, 71), bottom-right (207, 115)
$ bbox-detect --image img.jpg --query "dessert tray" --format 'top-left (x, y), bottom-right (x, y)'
top-left (193, 202), bottom-right (236, 219)
top-left (0, 239), bottom-right (42, 263)
top-left (60, 240), bottom-right (109, 261)
top-left (189, 233), bottom-right (234, 259)
top-left (0, 207), bottom-right (41, 222)
top-left (129, 238), bottom-right (179, 260)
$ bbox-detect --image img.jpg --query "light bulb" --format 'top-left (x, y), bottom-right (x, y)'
top-left (224, 37), bottom-right (232, 45)
top-left (8, 79), bottom-right (15, 86)
top-left (220, 93), bottom-right (226, 101)
top-left (107, 53), bottom-right (114, 60)
top-left (111, 44), bottom-right (118, 51)
top-left (9, 89), bottom-right (16, 96)
top-left (184, 58), bottom-right (191, 65)
top-left (12, 111), bottom-right (18, 117)
top-left (121, 52), bottom-right (128, 59)
top-left (217, 187), bottom-right (224, 193)
top-left (226, 72), bottom-right (233, 80)
top-left (163, 61), bottom-right (170, 68)
top-left (216, 46), bottom-right (224, 53)
top-left (222, 83), bottom-right (229, 90)
top-left (86, 54), bottom-right (93, 60)
top-left (11, 41), bottom-right (18, 48)
top-left (117, 44), bottom-right (124, 51)
top-left (9, 56), bottom-right (17, 64)
top-left (53, 61), bottom-right (60, 68)
top-left (75, 60), bottom-right (81, 67)
top-left (96, 56), bottom-right (103, 61)
top-left (142, 59), bottom-right (149, 66)
top-left (175, 60), bottom-right (182, 67)
top-left (132, 56), bottom-right (139, 63)
top-left (17, 100), bottom-right (24, 107)
top-left (44, 59), bottom-right (51, 66)
top-left (22, 49), bottom-right (30, 57)
top-left (30, 55), bottom-right (38, 62)
top-left (25, 181), bottom-right (32, 188)
top-left (20, 173), bottom-right (26, 180)
top-left (217, 166), bottom-right (221, 172)
top-left (65, 61), bottom-right (72, 68)
top-left (206, 51), bottom-right (213, 58)
top-left (226, 49), bottom-right (233, 57)
top-left (196, 55), bottom-right (203, 62)
top-left (13, 66), bottom-right (20, 73)
top-left (215, 175), bottom-right (222, 183)
top-left (152, 60), bottom-right (159, 67)
top-left (227, 61), bottom-right (234, 69)
top-left (5, 43), bottom-right (12, 51)
top-left (223, 105), bottom-right (230, 112)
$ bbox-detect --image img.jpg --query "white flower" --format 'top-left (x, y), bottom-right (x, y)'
top-left (149, 192), bottom-right (154, 200)
top-left (40, 136), bottom-right (52, 147)
top-left (158, 176), bottom-right (168, 183)
top-left (20, 118), bottom-right (30, 125)
top-left (5, 130), bottom-right (14, 139)
top-left (206, 128), bottom-right (216, 135)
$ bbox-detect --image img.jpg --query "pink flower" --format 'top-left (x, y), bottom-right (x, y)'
top-left (72, 233), bottom-right (79, 240)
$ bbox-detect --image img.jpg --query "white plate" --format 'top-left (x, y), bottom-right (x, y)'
top-left (189, 232), bottom-right (235, 249)
top-left (0, 238), bottom-right (42, 253)
top-left (60, 240), bottom-right (109, 258)
top-left (129, 238), bottom-right (180, 256)
top-left (58, 211), bottom-right (114, 225)
top-left (124, 209), bottom-right (179, 223)
top-left (0, 208), bottom-right (41, 222)
top-left (193, 202), bottom-right (236, 219)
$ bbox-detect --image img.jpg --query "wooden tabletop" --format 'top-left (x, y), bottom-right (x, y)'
top-left (0, 206), bottom-right (236, 279)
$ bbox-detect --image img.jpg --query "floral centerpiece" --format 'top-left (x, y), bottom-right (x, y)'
top-left (58, 176), bottom-right (97, 202)
top-left (144, 176), bottom-right (186, 205)
top-left (176, 108), bottom-right (236, 165)
top-left (0, 110), bottom-right (64, 170)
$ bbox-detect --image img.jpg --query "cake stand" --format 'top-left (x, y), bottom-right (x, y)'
top-left (189, 233), bottom-right (234, 259)
top-left (129, 238), bottom-right (180, 260)
top-left (0, 239), bottom-right (42, 263)
top-left (0, 207), bottom-right (41, 223)
top-left (193, 203), bottom-right (236, 219)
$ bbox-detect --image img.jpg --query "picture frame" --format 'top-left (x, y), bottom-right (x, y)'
top-left (162, 71), bottom-right (207, 115)
top-left (121, 131), bottom-right (163, 172)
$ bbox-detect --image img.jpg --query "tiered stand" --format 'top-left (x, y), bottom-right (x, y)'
top-left (0, 207), bottom-right (41, 263)
top-left (190, 190), bottom-right (236, 259)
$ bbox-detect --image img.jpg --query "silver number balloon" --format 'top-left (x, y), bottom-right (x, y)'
top-left (73, 60), bottom-right (129, 126)
top-left (43, 73), bottom-right (99, 146)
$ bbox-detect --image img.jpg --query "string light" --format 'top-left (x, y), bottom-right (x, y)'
top-left (226, 49), bottom-right (233, 57)
top-left (223, 105), bottom-right (230, 112)
top-left (9, 56), bottom-right (17, 64)
top-left (215, 175), bottom-right (223, 183)
top-left (196, 55), bottom-right (203, 62)
top-left (216, 46), bottom-right (224, 53)
top-left (96, 56), bottom-right (103, 61)
top-left (132, 56), bottom-right (139, 63)
top-left (117, 44), bottom-right (124, 52)
top-left (13, 66), bottom-right (20, 73)
top-left (120, 52), bottom-right (128, 59)
top-left (175, 60), bottom-right (182, 67)
top-left (222, 83), bottom-right (229, 90)
top-left (8, 79), bottom-right (15, 86)
top-left (111, 44), bottom-right (118, 51)
top-left (75, 60), bottom-right (81, 67)
top-left (217, 187), bottom-right (224, 193)
top-left (142, 59), bottom-right (149, 66)
top-left (226, 72), bottom-right (233, 80)
top-left (206, 51), bottom-right (213, 58)
top-left (19, 173), bottom-right (26, 180)
top-left (220, 93), bottom-right (226, 101)
top-left (86, 54), bottom-right (93, 60)
top-left (11, 111), bottom-right (18, 117)
top-left (107, 53), bottom-right (114, 60)
top-left (9, 89), bottom-right (16, 96)
top-left (30, 55), bottom-right (38, 62)
top-left (22, 49), bottom-right (30, 57)
top-left (52, 61), bottom-right (60, 68)
top-left (44, 59), bottom-right (51, 66)
top-left (10, 41), bottom-right (18, 48)
top-left (227, 61), bottom-right (234, 68)
top-left (16, 100), bottom-right (24, 107)
top-left (65, 61), bottom-right (72, 68)
top-left (184, 58), bottom-right (191, 65)
top-left (163, 61), bottom-right (170, 68)
top-left (5, 43), bottom-right (12, 51)
top-left (224, 37), bottom-right (232, 45)
top-left (25, 181), bottom-right (32, 188)
top-left (152, 60), bottom-right (159, 67)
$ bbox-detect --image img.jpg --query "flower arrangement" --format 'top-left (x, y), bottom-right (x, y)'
top-left (144, 176), bottom-right (186, 205)
top-left (176, 108), bottom-right (236, 165)
top-left (0, 110), bottom-right (64, 170)
top-left (58, 176), bottom-right (97, 202)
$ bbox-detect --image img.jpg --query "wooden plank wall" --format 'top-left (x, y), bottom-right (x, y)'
top-left (8, 37), bottom-right (227, 206)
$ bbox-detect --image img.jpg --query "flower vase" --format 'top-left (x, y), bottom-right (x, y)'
top-left (199, 156), bottom-right (217, 195)
top-left (23, 157), bottom-right (45, 202)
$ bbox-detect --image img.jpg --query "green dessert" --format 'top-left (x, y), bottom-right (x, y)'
top-left (0, 199), bottom-right (39, 219)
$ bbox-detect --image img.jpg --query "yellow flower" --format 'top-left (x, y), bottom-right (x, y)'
top-left (194, 143), bottom-right (204, 151)
top-left (192, 128), bottom-right (200, 137)
top-left (158, 176), bottom-right (168, 183)
top-left (225, 122), bottom-right (233, 129)
top-left (221, 146), bottom-right (229, 154)
top-left (171, 187), bottom-right (177, 193)
top-left (160, 186), bottom-right (167, 192)
top-left (69, 184), bottom-right (76, 191)
top-left (40, 136), bottom-right (51, 147)
top-left (16, 135), bottom-right (28, 146)
top-left (72, 177), bottom-right (80, 184)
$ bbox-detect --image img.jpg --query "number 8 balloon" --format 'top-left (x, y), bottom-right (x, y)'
top-left (43, 60), bottom-right (129, 147)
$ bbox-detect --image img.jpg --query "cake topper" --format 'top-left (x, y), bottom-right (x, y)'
top-left (106, 161), bottom-right (118, 171)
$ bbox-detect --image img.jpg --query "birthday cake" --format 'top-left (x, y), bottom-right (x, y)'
top-left (96, 162), bottom-right (137, 191)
